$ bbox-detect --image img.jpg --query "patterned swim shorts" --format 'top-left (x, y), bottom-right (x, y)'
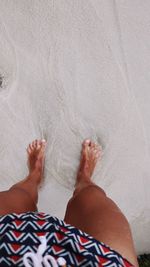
top-left (0, 212), bottom-right (134, 266)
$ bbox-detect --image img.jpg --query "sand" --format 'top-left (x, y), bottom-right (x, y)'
top-left (0, 0), bottom-right (149, 254)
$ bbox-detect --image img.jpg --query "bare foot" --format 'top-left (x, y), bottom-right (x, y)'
top-left (27, 139), bottom-right (47, 184)
top-left (76, 139), bottom-right (102, 187)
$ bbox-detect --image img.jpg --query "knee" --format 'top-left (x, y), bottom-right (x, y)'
top-left (68, 185), bottom-right (107, 215)
top-left (73, 184), bottom-right (106, 201)
top-left (64, 185), bottom-right (107, 226)
top-left (8, 187), bottom-right (37, 212)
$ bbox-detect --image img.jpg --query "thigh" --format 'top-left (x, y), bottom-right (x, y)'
top-left (0, 188), bottom-right (37, 215)
top-left (64, 185), bottom-right (139, 267)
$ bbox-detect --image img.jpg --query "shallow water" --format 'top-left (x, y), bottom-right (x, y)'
top-left (0, 0), bottom-right (149, 254)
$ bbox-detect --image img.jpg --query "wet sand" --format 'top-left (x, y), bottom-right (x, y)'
top-left (0, 0), bottom-right (149, 254)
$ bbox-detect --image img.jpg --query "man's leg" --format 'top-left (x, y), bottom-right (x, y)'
top-left (0, 139), bottom-right (46, 215)
top-left (64, 139), bottom-right (139, 267)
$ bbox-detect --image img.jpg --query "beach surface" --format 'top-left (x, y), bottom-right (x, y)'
top-left (0, 0), bottom-right (149, 254)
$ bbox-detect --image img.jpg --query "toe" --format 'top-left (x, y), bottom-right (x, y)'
top-left (90, 143), bottom-right (102, 160)
top-left (83, 139), bottom-right (91, 147)
top-left (35, 139), bottom-right (38, 148)
top-left (32, 140), bottom-right (36, 148)
top-left (96, 147), bottom-right (102, 158)
top-left (29, 144), bottom-right (33, 151)
top-left (82, 139), bottom-right (91, 155)
top-left (37, 140), bottom-right (47, 160)
top-left (94, 143), bottom-right (101, 151)
top-left (93, 147), bottom-right (98, 153)
top-left (95, 152), bottom-right (101, 159)
top-left (40, 139), bottom-right (46, 150)
top-left (27, 147), bottom-right (32, 154)
top-left (91, 141), bottom-right (97, 149)
top-left (37, 140), bottom-right (41, 149)
top-left (41, 139), bottom-right (46, 149)
top-left (95, 145), bottom-right (100, 152)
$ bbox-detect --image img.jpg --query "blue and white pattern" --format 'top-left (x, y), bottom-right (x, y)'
top-left (0, 212), bottom-right (133, 266)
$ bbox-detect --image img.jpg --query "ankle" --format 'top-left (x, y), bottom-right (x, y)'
top-left (28, 169), bottom-right (41, 182)
top-left (27, 168), bottom-right (41, 179)
top-left (75, 179), bottom-right (94, 191)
